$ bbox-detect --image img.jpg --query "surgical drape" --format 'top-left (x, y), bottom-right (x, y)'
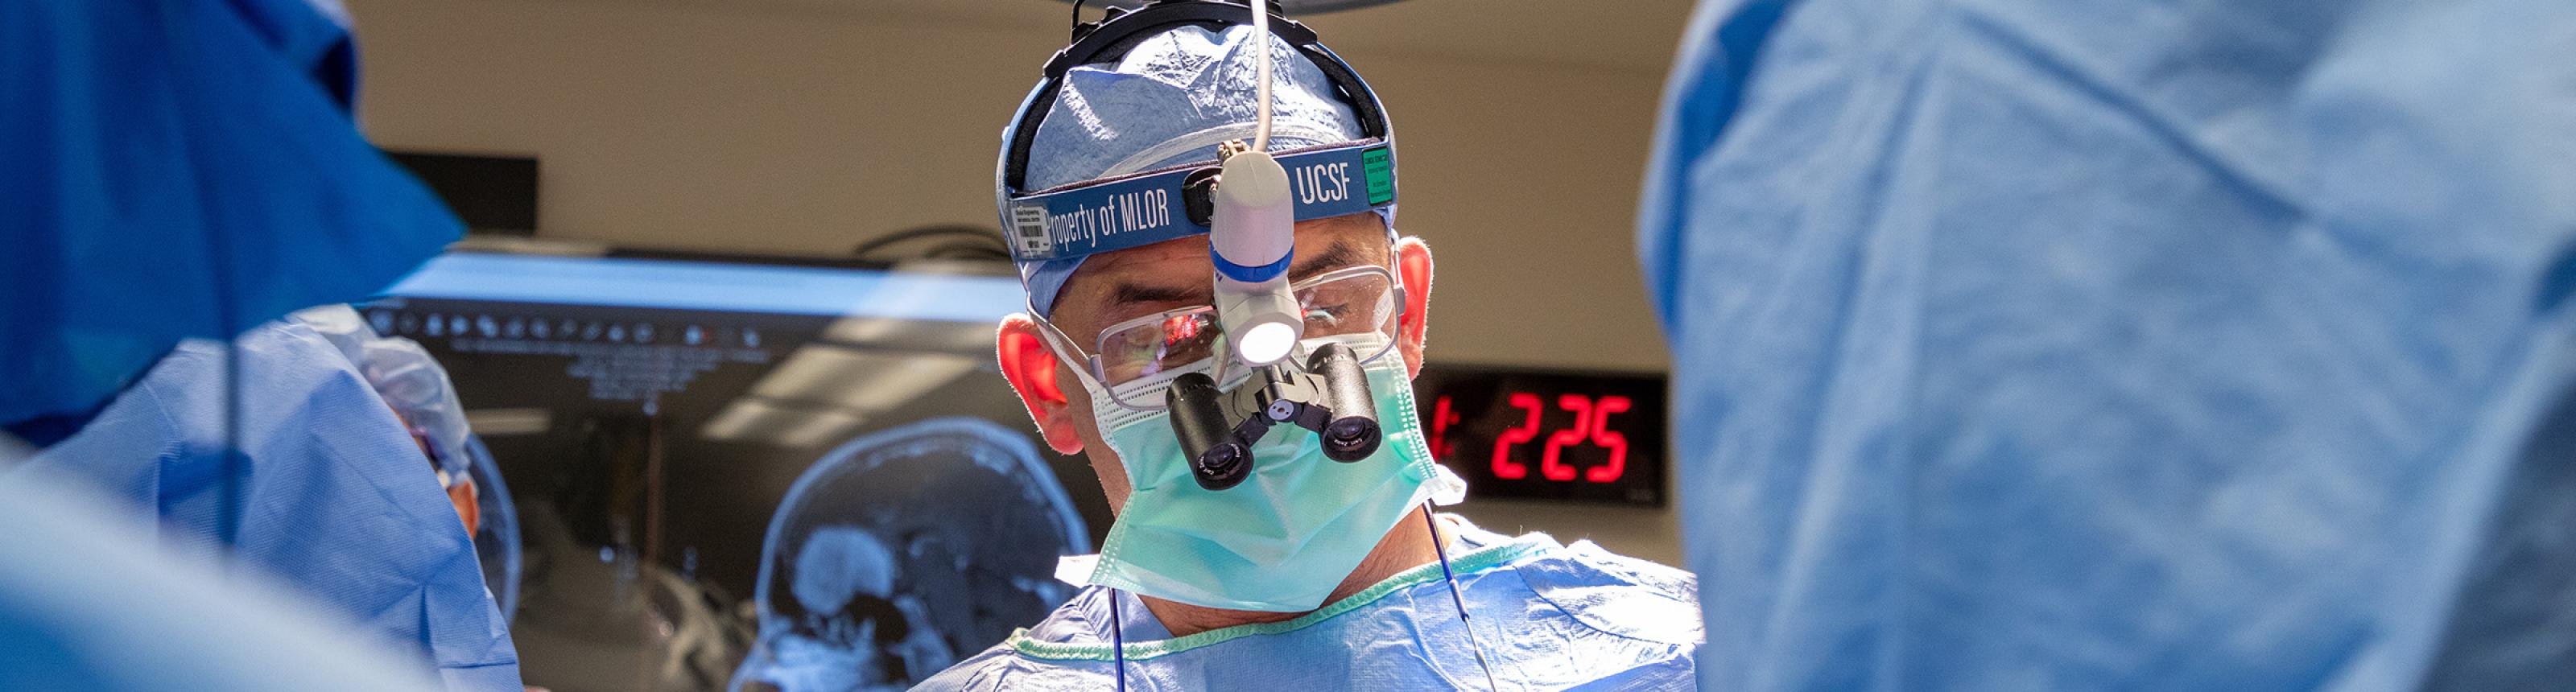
top-left (1640, 0), bottom-right (2576, 688)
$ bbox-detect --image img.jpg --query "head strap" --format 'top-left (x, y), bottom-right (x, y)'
top-left (1004, 140), bottom-right (1393, 263)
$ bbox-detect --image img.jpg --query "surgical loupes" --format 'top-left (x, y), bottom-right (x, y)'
top-left (1166, 142), bottom-right (1382, 490)
top-left (1168, 344), bottom-right (1381, 490)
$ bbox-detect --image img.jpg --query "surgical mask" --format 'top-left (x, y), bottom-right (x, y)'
top-left (1077, 332), bottom-right (1437, 612)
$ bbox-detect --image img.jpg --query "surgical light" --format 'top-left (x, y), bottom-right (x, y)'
top-left (1236, 321), bottom-right (1298, 365)
top-left (1208, 138), bottom-right (1303, 367)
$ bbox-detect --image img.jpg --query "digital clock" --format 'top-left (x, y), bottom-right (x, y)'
top-left (1411, 364), bottom-right (1666, 506)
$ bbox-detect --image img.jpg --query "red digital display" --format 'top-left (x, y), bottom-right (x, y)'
top-left (1414, 366), bottom-right (1664, 505)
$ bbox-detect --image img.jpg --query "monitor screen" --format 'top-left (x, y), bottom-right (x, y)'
top-left (369, 252), bottom-right (1112, 691)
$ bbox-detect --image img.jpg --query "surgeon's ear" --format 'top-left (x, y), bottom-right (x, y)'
top-left (997, 315), bottom-right (1085, 455)
top-left (1393, 237), bottom-right (1432, 380)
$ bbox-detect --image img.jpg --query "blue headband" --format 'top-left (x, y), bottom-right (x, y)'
top-left (1005, 141), bottom-right (1393, 263)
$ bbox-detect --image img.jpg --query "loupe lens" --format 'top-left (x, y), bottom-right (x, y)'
top-left (1193, 443), bottom-right (1253, 491)
top-left (1322, 418), bottom-right (1380, 462)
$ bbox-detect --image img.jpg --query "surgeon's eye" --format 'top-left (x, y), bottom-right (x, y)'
top-left (1096, 329), bottom-right (1162, 380)
top-left (1295, 275), bottom-right (1391, 336)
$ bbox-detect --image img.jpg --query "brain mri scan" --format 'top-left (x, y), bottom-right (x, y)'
top-left (729, 418), bottom-right (1091, 691)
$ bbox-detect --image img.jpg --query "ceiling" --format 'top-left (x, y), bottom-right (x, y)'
top-left (613, 0), bottom-right (1701, 75)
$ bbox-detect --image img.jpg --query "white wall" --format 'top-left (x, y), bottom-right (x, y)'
top-left (345, 0), bottom-right (1683, 566)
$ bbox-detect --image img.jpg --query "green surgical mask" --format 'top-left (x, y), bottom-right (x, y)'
top-left (1079, 334), bottom-right (1438, 612)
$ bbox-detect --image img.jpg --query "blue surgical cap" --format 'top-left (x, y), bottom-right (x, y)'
top-left (1012, 24), bottom-right (1387, 318)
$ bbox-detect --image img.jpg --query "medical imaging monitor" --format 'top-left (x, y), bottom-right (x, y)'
top-left (370, 251), bottom-right (1112, 692)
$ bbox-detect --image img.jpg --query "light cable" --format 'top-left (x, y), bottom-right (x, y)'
top-left (1423, 507), bottom-right (1501, 690)
top-left (1250, 0), bottom-right (1275, 150)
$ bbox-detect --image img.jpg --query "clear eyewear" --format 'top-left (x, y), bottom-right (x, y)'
top-left (1035, 265), bottom-right (1405, 412)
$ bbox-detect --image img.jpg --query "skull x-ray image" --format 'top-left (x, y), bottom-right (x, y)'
top-left (729, 418), bottom-right (1091, 691)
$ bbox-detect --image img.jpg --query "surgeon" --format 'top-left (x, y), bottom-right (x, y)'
top-left (917, 2), bottom-right (1699, 690)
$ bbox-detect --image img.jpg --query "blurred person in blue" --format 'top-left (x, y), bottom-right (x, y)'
top-left (295, 305), bottom-right (489, 537)
top-left (917, 2), bottom-right (1700, 690)
top-left (0, 464), bottom-right (448, 692)
top-left (9, 306), bottom-right (524, 692)
top-left (1, 0), bottom-right (522, 689)
top-left (303, 305), bottom-right (532, 635)
top-left (1640, 0), bottom-right (2576, 689)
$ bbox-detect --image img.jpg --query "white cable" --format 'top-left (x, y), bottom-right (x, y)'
top-left (1250, 0), bottom-right (1275, 151)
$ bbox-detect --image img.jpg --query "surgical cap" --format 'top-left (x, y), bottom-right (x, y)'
top-left (1013, 24), bottom-right (1385, 318)
top-left (291, 303), bottom-right (376, 365)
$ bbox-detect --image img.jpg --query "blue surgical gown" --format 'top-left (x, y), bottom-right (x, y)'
top-left (1639, 0), bottom-right (2576, 689)
top-left (10, 320), bottom-right (522, 690)
top-left (915, 517), bottom-right (1700, 690)
top-left (0, 467), bottom-right (446, 692)
top-left (0, 0), bottom-right (460, 429)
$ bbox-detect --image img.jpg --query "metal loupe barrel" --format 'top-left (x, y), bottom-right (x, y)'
top-left (1307, 343), bottom-right (1381, 462)
top-left (1166, 371), bottom-right (1252, 490)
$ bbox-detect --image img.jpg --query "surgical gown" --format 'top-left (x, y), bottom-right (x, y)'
top-left (10, 319), bottom-right (523, 690)
top-left (1639, 0), bottom-right (2576, 689)
top-left (914, 517), bottom-right (1699, 690)
top-left (1, 0), bottom-right (459, 430)
top-left (0, 467), bottom-right (444, 692)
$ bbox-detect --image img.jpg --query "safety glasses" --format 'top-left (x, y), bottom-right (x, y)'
top-left (1034, 265), bottom-right (1405, 412)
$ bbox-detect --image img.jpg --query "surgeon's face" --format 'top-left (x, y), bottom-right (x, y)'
top-left (996, 213), bottom-right (1435, 509)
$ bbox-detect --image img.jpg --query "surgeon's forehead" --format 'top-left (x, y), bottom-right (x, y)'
top-left (1052, 214), bottom-right (1389, 327)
